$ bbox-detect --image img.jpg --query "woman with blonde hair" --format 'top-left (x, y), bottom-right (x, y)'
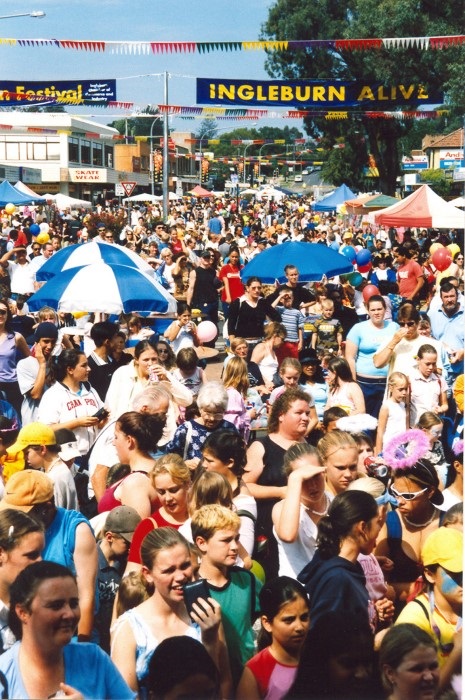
top-left (125, 453), bottom-right (191, 573)
top-left (223, 357), bottom-right (256, 441)
top-left (318, 429), bottom-right (359, 496)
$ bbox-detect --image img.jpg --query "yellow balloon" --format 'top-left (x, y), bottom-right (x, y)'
top-left (447, 243), bottom-right (460, 258)
top-left (4, 203), bottom-right (15, 215)
top-left (429, 243), bottom-right (443, 254)
top-left (72, 312), bottom-right (88, 319)
top-left (36, 232), bottom-right (50, 245)
top-left (250, 560), bottom-right (266, 584)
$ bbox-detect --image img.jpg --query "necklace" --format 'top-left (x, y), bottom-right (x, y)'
top-left (403, 508), bottom-right (437, 529)
top-left (306, 493), bottom-right (329, 517)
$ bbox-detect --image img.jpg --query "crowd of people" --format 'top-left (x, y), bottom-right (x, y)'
top-left (0, 190), bottom-right (461, 699)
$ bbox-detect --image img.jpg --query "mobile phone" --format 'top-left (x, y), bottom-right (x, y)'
top-left (183, 578), bottom-right (212, 619)
top-left (93, 407), bottom-right (109, 420)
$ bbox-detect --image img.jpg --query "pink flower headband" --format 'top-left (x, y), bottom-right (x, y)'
top-left (452, 439), bottom-right (463, 456)
top-left (383, 429), bottom-right (430, 469)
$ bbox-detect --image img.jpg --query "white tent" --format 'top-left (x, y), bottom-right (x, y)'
top-left (374, 185), bottom-right (465, 229)
top-left (254, 187), bottom-right (286, 202)
top-left (449, 196), bottom-right (465, 208)
top-left (122, 193), bottom-right (160, 203)
top-left (44, 193), bottom-right (92, 209)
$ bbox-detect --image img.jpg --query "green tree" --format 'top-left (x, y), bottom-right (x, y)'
top-left (196, 118), bottom-right (219, 140)
top-left (419, 169), bottom-right (453, 198)
top-left (261, 0), bottom-right (464, 194)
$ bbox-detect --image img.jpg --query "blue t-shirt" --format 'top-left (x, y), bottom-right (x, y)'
top-left (0, 641), bottom-right (135, 699)
top-left (346, 320), bottom-right (399, 378)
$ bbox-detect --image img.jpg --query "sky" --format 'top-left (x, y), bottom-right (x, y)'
top-left (0, 0), bottom-right (305, 134)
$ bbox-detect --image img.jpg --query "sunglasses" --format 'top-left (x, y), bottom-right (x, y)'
top-left (157, 348), bottom-right (169, 354)
top-left (0, 309), bottom-right (7, 316)
top-left (399, 321), bottom-right (416, 327)
top-left (389, 486), bottom-right (428, 501)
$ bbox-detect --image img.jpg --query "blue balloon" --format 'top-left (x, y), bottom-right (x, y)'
top-left (341, 245), bottom-right (356, 263)
top-left (30, 223), bottom-right (40, 235)
top-left (356, 248), bottom-right (372, 266)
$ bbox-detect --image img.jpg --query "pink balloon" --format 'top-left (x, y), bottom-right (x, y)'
top-left (432, 247), bottom-right (452, 272)
top-left (362, 284), bottom-right (379, 302)
top-left (196, 320), bottom-right (217, 344)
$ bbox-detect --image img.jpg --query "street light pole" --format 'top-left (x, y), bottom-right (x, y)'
top-left (243, 143), bottom-right (254, 184)
top-left (149, 116), bottom-right (162, 197)
top-left (162, 71), bottom-right (169, 221)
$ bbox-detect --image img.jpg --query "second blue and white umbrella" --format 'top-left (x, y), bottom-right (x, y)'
top-left (28, 261), bottom-right (177, 316)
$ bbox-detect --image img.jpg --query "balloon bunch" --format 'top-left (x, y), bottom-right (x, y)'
top-left (429, 243), bottom-right (457, 272)
top-left (341, 244), bottom-right (373, 274)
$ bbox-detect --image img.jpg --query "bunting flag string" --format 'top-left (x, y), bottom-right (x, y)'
top-left (0, 93), bottom-right (449, 121)
top-left (0, 34), bottom-right (463, 54)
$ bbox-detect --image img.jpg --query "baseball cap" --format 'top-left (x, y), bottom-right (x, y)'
top-left (8, 422), bottom-right (56, 456)
top-left (422, 527), bottom-right (463, 572)
top-left (54, 428), bottom-right (81, 462)
top-left (104, 506), bottom-right (141, 542)
top-left (34, 322), bottom-right (58, 343)
top-left (0, 470), bottom-right (54, 512)
top-left (342, 230), bottom-right (353, 239)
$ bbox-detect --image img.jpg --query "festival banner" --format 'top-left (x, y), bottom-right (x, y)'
top-left (196, 78), bottom-right (443, 108)
top-left (0, 80), bottom-right (117, 105)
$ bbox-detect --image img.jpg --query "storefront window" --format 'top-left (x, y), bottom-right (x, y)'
top-left (92, 142), bottom-right (103, 166)
top-left (81, 140), bottom-right (91, 164)
top-left (68, 138), bottom-right (79, 163)
top-left (105, 145), bottom-right (114, 169)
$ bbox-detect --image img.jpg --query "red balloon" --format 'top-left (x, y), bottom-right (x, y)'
top-left (432, 247), bottom-right (452, 272)
top-left (362, 284), bottom-right (379, 302)
top-left (357, 262), bottom-right (372, 273)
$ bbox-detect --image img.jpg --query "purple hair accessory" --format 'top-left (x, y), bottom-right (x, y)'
top-left (383, 429), bottom-right (430, 469)
top-left (452, 439), bottom-right (463, 456)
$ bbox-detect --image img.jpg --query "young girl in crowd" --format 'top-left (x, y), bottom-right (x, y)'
top-left (237, 577), bottom-right (310, 700)
top-left (172, 346), bottom-right (206, 401)
top-left (201, 429), bottom-right (257, 557)
top-left (376, 371), bottom-right (409, 455)
top-left (223, 357), bottom-right (255, 441)
top-left (299, 353), bottom-right (328, 424)
top-left (324, 356), bottom-right (365, 416)
top-left (416, 411), bottom-right (449, 488)
top-left (353, 432), bottom-right (375, 474)
top-left (272, 443), bottom-right (329, 578)
top-left (298, 490), bottom-right (381, 630)
top-left (409, 344), bottom-right (448, 427)
top-left (164, 302), bottom-right (199, 355)
top-left (111, 528), bottom-right (227, 696)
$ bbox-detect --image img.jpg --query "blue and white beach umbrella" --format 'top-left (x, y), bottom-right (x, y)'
top-left (36, 241), bottom-right (154, 282)
top-left (29, 262), bottom-right (176, 316)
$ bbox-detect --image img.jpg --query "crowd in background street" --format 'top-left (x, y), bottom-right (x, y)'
top-left (0, 189), bottom-right (461, 699)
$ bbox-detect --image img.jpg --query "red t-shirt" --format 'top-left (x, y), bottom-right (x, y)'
top-left (219, 263), bottom-right (244, 302)
top-left (127, 510), bottom-right (182, 564)
top-left (397, 259), bottom-right (423, 298)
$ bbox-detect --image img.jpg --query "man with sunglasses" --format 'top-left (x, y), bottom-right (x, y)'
top-left (395, 527), bottom-right (463, 693)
